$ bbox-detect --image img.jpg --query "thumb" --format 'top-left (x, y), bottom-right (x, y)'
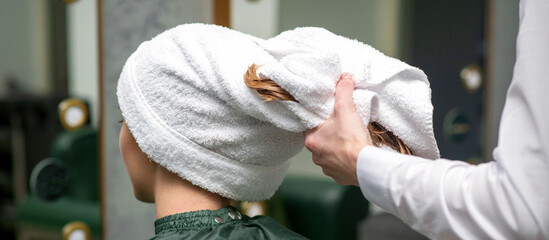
top-left (334, 73), bottom-right (356, 116)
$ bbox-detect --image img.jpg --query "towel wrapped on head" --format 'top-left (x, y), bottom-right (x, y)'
top-left (117, 23), bottom-right (439, 201)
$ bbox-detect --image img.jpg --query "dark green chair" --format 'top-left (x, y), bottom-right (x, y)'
top-left (16, 125), bottom-right (100, 240)
top-left (276, 176), bottom-right (369, 240)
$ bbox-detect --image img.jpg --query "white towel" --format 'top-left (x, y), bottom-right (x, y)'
top-left (117, 23), bottom-right (439, 201)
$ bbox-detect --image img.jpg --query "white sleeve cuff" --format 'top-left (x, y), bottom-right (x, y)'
top-left (356, 146), bottom-right (409, 215)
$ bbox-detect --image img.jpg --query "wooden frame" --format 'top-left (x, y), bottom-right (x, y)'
top-left (215, 0), bottom-right (231, 28)
top-left (97, 0), bottom-right (105, 239)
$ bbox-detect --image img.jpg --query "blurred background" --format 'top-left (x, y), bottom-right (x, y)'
top-left (0, 0), bottom-right (518, 239)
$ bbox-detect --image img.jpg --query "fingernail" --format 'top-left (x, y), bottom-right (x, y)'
top-left (341, 72), bottom-right (352, 79)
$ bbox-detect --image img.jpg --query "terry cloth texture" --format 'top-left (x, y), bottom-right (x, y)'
top-left (117, 23), bottom-right (439, 202)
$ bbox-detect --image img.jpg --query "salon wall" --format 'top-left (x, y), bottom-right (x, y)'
top-left (99, 1), bottom-right (213, 239)
top-left (278, 0), bottom-right (401, 58)
top-left (0, 0), bottom-right (51, 97)
top-left (231, 0), bottom-right (280, 39)
top-left (485, 1), bottom-right (518, 160)
top-left (67, 0), bottom-right (99, 127)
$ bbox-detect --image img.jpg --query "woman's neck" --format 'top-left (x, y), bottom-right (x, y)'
top-left (153, 166), bottom-right (230, 219)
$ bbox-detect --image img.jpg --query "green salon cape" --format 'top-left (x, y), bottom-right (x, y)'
top-left (152, 206), bottom-right (307, 240)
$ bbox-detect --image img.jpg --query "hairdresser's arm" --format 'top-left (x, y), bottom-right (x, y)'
top-left (305, 0), bottom-right (549, 238)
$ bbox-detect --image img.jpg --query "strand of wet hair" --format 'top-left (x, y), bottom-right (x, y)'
top-left (244, 64), bottom-right (412, 155)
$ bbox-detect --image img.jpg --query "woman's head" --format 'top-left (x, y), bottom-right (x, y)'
top-left (116, 23), bottom-right (438, 202)
top-left (117, 24), bottom-right (303, 202)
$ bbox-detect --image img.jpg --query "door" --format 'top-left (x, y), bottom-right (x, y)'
top-left (408, 0), bottom-right (486, 162)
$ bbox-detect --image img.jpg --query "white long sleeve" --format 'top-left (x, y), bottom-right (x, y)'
top-left (356, 0), bottom-right (549, 239)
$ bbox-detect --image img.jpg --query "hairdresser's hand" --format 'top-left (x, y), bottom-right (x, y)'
top-left (304, 73), bottom-right (373, 186)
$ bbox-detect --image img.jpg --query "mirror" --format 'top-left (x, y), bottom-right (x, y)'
top-left (2, 0), bottom-right (100, 239)
top-left (1, 1), bottom-right (68, 239)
